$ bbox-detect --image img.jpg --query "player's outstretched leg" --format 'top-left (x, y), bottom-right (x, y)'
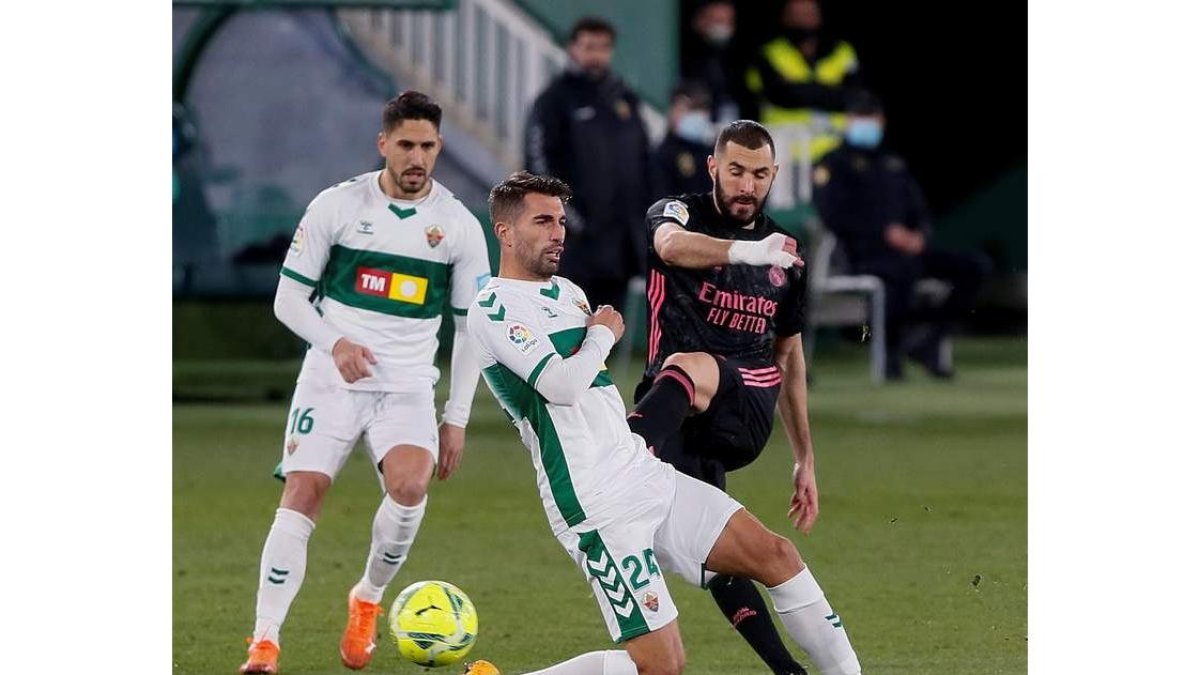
top-left (342, 445), bottom-right (434, 670)
top-left (707, 509), bottom-right (862, 675)
top-left (627, 352), bottom-right (720, 453)
top-left (241, 471), bottom-right (329, 674)
top-left (708, 574), bottom-right (809, 675)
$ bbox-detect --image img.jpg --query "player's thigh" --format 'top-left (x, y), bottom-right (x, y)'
top-left (556, 517), bottom-right (678, 644)
top-left (685, 358), bottom-right (778, 472)
top-left (652, 470), bottom-right (743, 589)
top-left (705, 508), bottom-right (804, 588)
top-left (364, 388), bottom-right (439, 469)
top-left (279, 379), bottom-right (365, 480)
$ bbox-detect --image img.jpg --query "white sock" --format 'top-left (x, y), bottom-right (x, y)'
top-left (354, 495), bottom-right (427, 604)
top-left (523, 650), bottom-right (637, 675)
top-left (767, 567), bottom-right (861, 675)
top-left (252, 508), bottom-right (315, 645)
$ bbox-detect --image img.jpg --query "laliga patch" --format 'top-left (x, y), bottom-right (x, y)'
top-left (506, 322), bottom-right (540, 354)
top-left (663, 200), bottom-right (689, 225)
top-left (289, 225), bottom-right (306, 253)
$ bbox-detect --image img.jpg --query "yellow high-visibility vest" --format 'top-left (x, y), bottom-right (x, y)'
top-left (746, 38), bottom-right (859, 161)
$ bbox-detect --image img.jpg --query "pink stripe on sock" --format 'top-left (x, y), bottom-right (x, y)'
top-left (657, 369), bottom-right (696, 405)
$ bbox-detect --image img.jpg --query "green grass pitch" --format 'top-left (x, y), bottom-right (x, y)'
top-left (173, 337), bottom-right (1026, 674)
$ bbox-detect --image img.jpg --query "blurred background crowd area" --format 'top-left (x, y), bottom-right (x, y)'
top-left (172, 0), bottom-right (1026, 366)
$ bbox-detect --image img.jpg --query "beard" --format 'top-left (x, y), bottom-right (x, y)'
top-left (518, 242), bottom-right (561, 279)
top-left (388, 165), bottom-right (428, 195)
top-left (714, 179), bottom-right (767, 224)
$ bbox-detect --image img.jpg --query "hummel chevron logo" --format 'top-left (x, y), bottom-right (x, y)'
top-left (825, 612), bottom-right (843, 628)
top-left (477, 292), bottom-right (506, 320)
top-left (612, 596), bottom-right (635, 618)
top-left (267, 567), bottom-right (289, 585)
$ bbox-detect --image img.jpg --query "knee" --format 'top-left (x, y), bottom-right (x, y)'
top-left (661, 352), bottom-right (718, 402)
top-left (762, 533), bottom-right (804, 585)
top-left (385, 472), bottom-right (431, 506)
top-left (280, 472), bottom-right (331, 520)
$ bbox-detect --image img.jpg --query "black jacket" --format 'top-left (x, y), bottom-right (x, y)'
top-left (524, 69), bottom-right (653, 281)
top-left (812, 144), bottom-right (932, 267)
top-left (653, 131), bottom-right (713, 198)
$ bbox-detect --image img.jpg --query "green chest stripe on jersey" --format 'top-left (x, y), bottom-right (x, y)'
top-left (322, 245), bottom-right (449, 319)
top-left (548, 327), bottom-right (614, 388)
top-left (482, 363), bottom-right (586, 527)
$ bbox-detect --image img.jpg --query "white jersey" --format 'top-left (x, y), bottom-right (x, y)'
top-left (281, 172), bottom-right (491, 391)
top-left (467, 276), bottom-right (674, 535)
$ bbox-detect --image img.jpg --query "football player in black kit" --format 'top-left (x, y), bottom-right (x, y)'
top-left (627, 120), bottom-right (834, 675)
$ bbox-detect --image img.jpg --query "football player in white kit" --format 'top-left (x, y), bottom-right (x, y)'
top-left (463, 172), bottom-right (860, 675)
top-left (239, 92), bottom-right (492, 674)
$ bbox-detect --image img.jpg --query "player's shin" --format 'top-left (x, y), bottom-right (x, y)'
top-left (354, 494), bottom-right (427, 602)
top-left (628, 365), bottom-right (696, 454)
top-left (766, 567), bottom-right (861, 675)
top-left (709, 574), bottom-right (809, 674)
top-left (253, 508), bottom-right (316, 644)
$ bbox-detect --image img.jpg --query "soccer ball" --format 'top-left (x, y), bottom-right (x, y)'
top-left (388, 580), bottom-right (478, 667)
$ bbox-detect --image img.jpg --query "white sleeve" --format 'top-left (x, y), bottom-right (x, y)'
top-left (441, 315), bottom-right (480, 427)
top-left (273, 275), bottom-right (342, 352)
top-left (279, 194), bottom-right (337, 288)
top-left (532, 326), bottom-right (615, 405)
top-left (468, 292), bottom-right (614, 407)
top-left (449, 210), bottom-right (493, 318)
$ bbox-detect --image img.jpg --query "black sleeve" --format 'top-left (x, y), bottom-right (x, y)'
top-left (524, 86), bottom-right (569, 180)
top-left (776, 264), bottom-right (808, 339)
top-left (753, 53), bottom-right (849, 111)
top-left (646, 197), bottom-right (693, 239)
top-left (812, 158), bottom-right (855, 239)
top-left (900, 165), bottom-right (934, 236)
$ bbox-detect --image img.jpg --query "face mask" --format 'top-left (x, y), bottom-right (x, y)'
top-left (844, 119), bottom-right (883, 149)
top-left (704, 24), bottom-right (734, 46)
top-left (676, 111), bottom-right (715, 145)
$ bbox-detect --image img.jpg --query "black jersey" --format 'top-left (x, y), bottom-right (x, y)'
top-left (642, 193), bottom-right (807, 379)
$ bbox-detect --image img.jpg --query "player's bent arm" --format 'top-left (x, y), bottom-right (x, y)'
top-left (656, 222), bottom-right (799, 269)
top-left (774, 333), bottom-right (815, 469)
top-left (532, 326), bottom-right (616, 406)
top-left (273, 275), bottom-right (342, 352)
top-left (443, 315), bottom-right (480, 428)
top-left (655, 222), bottom-right (736, 269)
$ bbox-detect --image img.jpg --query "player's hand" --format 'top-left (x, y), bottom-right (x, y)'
top-left (332, 337), bottom-right (377, 383)
top-left (436, 422), bottom-right (466, 480)
top-left (588, 305), bottom-right (625, 343)
top-left (728, 233), bottom-right (804, 268)
top-left (787, 460), bottom-right (820, 534)
top-left (884, 223), bottom-right (925, 256)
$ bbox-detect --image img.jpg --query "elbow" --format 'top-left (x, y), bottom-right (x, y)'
top-left (272, 291), bottom-right (289, 324)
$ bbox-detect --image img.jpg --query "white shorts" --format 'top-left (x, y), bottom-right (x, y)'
top-left (279, 378), bottom-right (439, 478)
top-left (555, 470), bottom-right (743, 642)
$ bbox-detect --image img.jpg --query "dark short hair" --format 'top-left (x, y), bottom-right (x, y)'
top-left (670, 80), bottom-right (712, 110)
top-left (716, 120), bottom-right (775, 157)
top-left (488, 171), bottom-right (573, 224)
top-left (846, 89), bottom-right (884, 115)
top-left (382, 90), bottom-right (442, 132)
top-left (569, 16), bottom-right (616, 43)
